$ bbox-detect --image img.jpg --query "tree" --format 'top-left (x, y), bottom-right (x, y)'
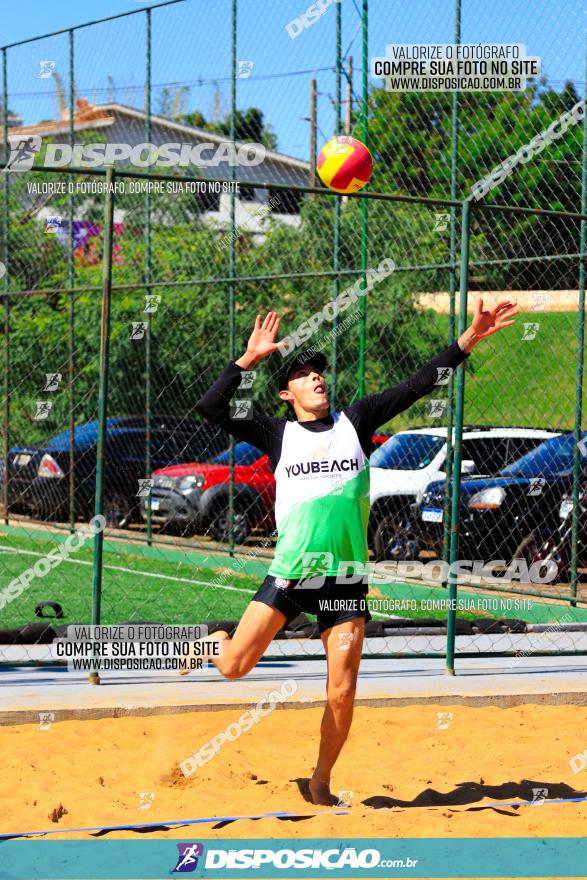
top-left (181, 106), bottom-right (277, 150)
top-left (365, 77), bottom-right (584, 289)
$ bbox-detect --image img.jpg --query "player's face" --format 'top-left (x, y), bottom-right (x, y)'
top-left (287, 364), bottom-right (329, 414)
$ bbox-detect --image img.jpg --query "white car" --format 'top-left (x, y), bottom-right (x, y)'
top-left (368, 426), bottom-right (559, 561)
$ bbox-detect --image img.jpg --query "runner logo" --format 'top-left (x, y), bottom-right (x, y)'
top-left (299, 551), bottom-right (333, 588)
top-left (44, 216), bottom-right (62, 234)
top-left (337, 632), bottom-right (355, 651)
top-left (172, 843), bottom-right (204, 873)
top-left (5, 135), bottom-right (42, 171)
top-left (37, 61), bottom-right (56, 79)
top-left (301, 551), bottom-right (333, 576)
top-left (43, 373), bottom-right (62, 392)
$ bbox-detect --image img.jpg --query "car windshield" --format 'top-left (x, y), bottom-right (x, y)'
top-left (209, 441), bottom-right (263, 465)
top-left (369, 433), bottom-right (445, 470)
top-left (501, 433), bottom-right (586, 477)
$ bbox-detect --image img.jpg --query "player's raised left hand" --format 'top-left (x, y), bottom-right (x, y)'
top-left (471, 297), bottom-right (520, 339)
top-left (457, 297), bottom-right (520, 353)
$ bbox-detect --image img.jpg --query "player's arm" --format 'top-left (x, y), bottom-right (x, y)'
top-left (195, 311), bottom-right (287, 455)
top-left (455, 297), bottom-right (520, 353)
top-left (346, 297), bottom-right (519, 441)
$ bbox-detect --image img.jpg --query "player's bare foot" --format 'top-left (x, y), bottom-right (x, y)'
top-left (178, 631), bottom-right (229, 676)
top-left (308, 775), bottom-right (338, 806)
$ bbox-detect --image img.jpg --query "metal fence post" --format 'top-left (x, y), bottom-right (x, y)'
top-left (446, 198), bottom-right (470, 675)
top-left (2, 47), bottom-right (9, 527)
top-left (442, 0), bottom-right (462, 579)
top-left (68, 29), bottom-right (76, 533)
top-left (90, 166), bottom-right (116, 686)
top-left (331, 0), bottom-right (342, 409)
top-left (358, 0), bottom-right (368, 398)
top-left (145, 7), bottom-right (153, 546)
top-left (227, 0), bottom-right (237, 557)
top-left (570, 50), bottom-right (587, 606)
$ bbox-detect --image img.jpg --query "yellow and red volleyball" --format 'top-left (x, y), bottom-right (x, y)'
top-left (317, 135), bottom-right (373, 194)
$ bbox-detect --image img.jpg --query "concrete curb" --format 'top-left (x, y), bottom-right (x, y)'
top-left (3, 690), bottom-right (587, 727)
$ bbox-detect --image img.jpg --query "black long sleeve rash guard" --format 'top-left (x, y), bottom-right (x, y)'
top-left (195, 340), bottom-right (470, 471)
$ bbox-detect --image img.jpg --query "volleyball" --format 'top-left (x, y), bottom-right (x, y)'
top-left (317, 135), bottom-right (373, 194)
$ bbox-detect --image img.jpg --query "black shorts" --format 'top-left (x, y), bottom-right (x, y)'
top-left (252, 573), bottom-right (372, 635)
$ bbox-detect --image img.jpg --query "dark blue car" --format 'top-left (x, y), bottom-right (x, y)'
top-left (6, 416), bottom-right (228, 528)
top-left (416, 432), bottom-right (587, 564)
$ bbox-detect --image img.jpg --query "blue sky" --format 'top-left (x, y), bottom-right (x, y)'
top-left (1, 0), bottom-right (585, 160)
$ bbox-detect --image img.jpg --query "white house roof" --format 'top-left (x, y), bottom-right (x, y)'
top-left (9, 100), bottom-right (310, 174)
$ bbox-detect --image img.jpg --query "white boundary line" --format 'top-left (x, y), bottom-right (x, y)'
top-left (0, 543), bottom-right (394, 618)
top-left (0, 543), bottom-right (255, 594)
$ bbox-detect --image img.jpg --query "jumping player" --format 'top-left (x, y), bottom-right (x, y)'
top-left (188, 299), bottom-right (519, 805)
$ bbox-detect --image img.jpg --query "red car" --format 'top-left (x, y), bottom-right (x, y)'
top-left (142, 434), bottom-right (390, 543)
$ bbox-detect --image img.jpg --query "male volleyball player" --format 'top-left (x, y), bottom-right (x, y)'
top-left (189, 299), bottom-right (519, 805)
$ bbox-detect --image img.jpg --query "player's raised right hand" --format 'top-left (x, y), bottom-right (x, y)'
top-left (238, 311), bottom-right (289, 368)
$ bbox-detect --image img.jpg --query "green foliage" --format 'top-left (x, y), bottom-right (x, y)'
top-left (181, 106), bottom-right (278, 150)
top-left (364, 77), bottom-right (583, 289)
top-left (2, 76), bottom-right (583, 448)
top-left (2, 187), bottom-right (444, 444)
top-left (0, 188), bottom-right (63, 293)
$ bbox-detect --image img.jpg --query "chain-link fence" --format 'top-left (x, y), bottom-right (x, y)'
top-left (1, 0), bottom-right (586, 669)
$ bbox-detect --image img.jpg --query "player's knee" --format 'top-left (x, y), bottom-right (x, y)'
top-left (220, 657), bottom-right (249, 679)
top-left (327, 683), bottom-right (356, 708)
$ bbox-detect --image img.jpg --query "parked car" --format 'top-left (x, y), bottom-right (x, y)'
top-left (144, 433), bottom-right (391, 543)
top-left (368, 426), bottom-right (557, 561)
top-left (143, 441), bottom-right (274, 542)
top-left (416, 431), bottom-right (587, 566)
top-left (6, 416), bottom-right (228, 527)
top-left (531, 485), bottom-right (587, 583)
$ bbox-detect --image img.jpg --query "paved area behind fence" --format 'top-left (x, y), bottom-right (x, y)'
top-left (1, 640), bottom-right (587, 725)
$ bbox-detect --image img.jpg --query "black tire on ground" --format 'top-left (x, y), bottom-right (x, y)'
top-left (209, 506), bottom-right (252, 544)
top-left (373, 513), bottom-right (419, 563)
top-left (103, 492), bottom-right (134, 529)
top-left (511, 532), bottom-right (564, 584)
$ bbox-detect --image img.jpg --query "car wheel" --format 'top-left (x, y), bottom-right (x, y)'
top-left (373, 514), bottom-right (419, 563)
top-left (209, 507), bottom-right (251, 544)
top-left (510, 532), bottom-right (563, 583)
top-left (103, 492), bottom-right (133, 529)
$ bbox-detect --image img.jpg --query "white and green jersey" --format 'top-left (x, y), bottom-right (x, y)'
top-left (196, 341), bottom-right (469, 580)
top-left (269, 412), bottom-right (370, 577)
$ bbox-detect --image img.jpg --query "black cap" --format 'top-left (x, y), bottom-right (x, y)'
top-left (277, 348), bottom-right (328, 392)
